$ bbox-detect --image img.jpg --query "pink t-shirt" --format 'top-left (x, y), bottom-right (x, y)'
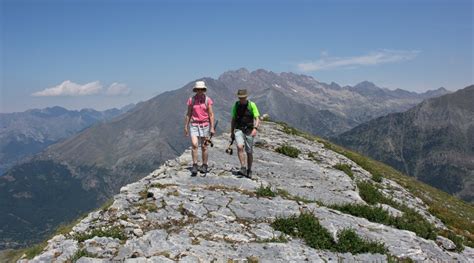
top-left (187, 95), bottom-right (213, 126)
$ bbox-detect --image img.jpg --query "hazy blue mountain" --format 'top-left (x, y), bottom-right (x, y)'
top-left (0, 69), bottom-right (448, 249)
top-left (334, 85), bottom-right (474, 203)
top-left (0, 105), bottom-right (134, 175)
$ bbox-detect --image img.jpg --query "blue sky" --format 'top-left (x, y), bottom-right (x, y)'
top-left (1, 0), bottom-right (473, 112)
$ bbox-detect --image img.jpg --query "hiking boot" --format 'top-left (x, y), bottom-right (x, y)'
top-left (200, 164), bottom-right (208, 173)
top-left (191, 164), bottom-right (198, 176)
top-left (246, 170), bottom-right (252, 179)
top-left (239, 166), bottom-right (247, 176)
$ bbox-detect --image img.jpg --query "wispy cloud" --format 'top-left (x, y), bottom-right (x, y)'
top-left (32, 81), bottom-right (130, 97)
top-left (297, 49), bottom-right (420, 72)
top-left (105, 82), bottom-right (130, 96)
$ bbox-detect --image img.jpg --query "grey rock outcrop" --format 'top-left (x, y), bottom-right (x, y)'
top-left (19, 122), bottom-right (473, 262)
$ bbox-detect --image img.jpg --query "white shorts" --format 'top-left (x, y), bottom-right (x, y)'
top-left (189, 124), bottom-right (210, 137)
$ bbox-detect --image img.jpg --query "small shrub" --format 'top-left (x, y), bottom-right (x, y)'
top-left (372, 172), bottom-right (383, 183)
top-left (139, 189), bottom-right (154, 200)
top-left (357, 181), bottom-right (385, 205)
top-left (70, 249), bottom-right (95, 262)
top-left (272, 212), bottom-right (335, 250)
top-left (74, 226), bottom-right (127, 242)
top-left (330, 204), bottom-right (391, 223)
top-left (271, 212), bottom-right (387, 254)
top-left (389, 208), bottom-right (437, 240)
top-left (275, 144), bottom-right (301, 158)
top-left (256, 185), bottom-right (276, 198)
top-left (387, 254), bottom-right (415, 263)
top-left (308, 152), bottom-right (322, 162)
top-left (331, 203), bottom-right (438, 240)
top-left (277, 189), bottom-right (316, 204)
top-left (139, 202), bottom-right (158, 212)
top-left (247, 256), bottom-right (260, 263)
top-left (278, 123), bottom-right (302, 136)
top-left (333, 163), bottom-right (354, 179)
top-left (150, 183), bottom-right (167, 189)
top-left (257, 235), bottom-right (288, 243)
top-left (438, 230), bottom-right (464, 252)
top-left (336, 229), bottom-right (387, 254)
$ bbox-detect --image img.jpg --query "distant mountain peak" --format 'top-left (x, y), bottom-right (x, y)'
top-left (353, 81), bottom-right (379, 90)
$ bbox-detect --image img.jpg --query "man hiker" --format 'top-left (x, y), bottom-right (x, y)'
top-left (184, 81), bottom-right (215, 176)
top-left (230, 89), bottom-right (260, 179)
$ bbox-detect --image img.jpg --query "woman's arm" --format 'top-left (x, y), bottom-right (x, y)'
top-left (208, 104), bottom-right (215, 135)
top-left (184, 104), bottom-right (192, 136)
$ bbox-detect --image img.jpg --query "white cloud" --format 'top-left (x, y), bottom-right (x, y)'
top-left (298, 49), bottom-right (420, 72)
top-left (32, 81), bottom-right (130, 97)
top-left (105, 83), bottom-right (130, 96)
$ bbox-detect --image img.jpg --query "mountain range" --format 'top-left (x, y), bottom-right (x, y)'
top-left (0, 105), bottom-right (134, 175)
top-left (333, 85), bottom-right (474, 203)
top-left (0, 68), bottom-right (449, 249)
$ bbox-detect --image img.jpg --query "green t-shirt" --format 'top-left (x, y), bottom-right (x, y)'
top-left (231, 100), bottom-right (260, 119)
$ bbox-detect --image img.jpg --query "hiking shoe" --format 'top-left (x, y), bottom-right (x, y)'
top-left (239, 166), bottom-right (247, 176)
top-left (246, 170), bottom-right (252, 179)
top-left (199, 164), bottom-right (208, 173)
top-left (191, 164), bottom-right (198, 176)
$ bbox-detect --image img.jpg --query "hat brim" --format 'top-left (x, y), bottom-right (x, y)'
top-left (237, 94), bottom-right (247, 98)
top-left (193, 87), bottom-right (207, 92)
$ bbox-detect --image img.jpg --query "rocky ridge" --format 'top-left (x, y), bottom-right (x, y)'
top-left (21, 122), bottom-right (473, 262)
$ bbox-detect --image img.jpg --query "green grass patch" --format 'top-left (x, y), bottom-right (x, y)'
top-left (330, 203), bottom-right (392, 223)
top-left (270, 121), bottom-right (474, 246)
top-left (73, 226), bottom-right (127, 242)
top-left (357, 181), bottom-right (386, 205)
top-left (70, 249), bottom-right (95, 262)
top-left (336, 229), bottom-right (387, 254)
top-left (23, 243), bottom-right (47, 259)
top-left (272, 212), bottom-right (335, 250)
top-left (372, 172), bottom-right (383, 183)
top-left (256, 185), bottom-right (276, 198)
top-left (271, 212), bottom-right (386, 254)
top-left (317, 137), bottom-right (474, 244)
top-left (333, 163), bottom-right (354, 179)
top-left (387, 254), bottom-right (415, 263)
top-left (256, 234), bottom-right (288, 243)
top-left (389, 208), bottom-right (437, 240)
top-left (275, 144), bottom-right (301, 158)
top-left (330, 203), bottom-right (437, 240)
top-left (277, 189), bottom-right (319, 204)
top-left (439, 229), bottom-right (465, 252)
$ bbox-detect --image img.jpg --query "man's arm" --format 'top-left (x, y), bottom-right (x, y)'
top-left (254, 117), bottom-right (260, 129)
top-left (230, 103), bottom-right (236, 139)
top-left (231, 117), bottom-right (236, 136)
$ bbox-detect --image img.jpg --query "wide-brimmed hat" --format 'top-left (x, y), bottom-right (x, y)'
top-left (193, 81), bottom-right (207, 92)
top-left (237, 89), bottom-right (248, 98)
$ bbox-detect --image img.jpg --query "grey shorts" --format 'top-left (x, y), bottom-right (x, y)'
top-left (189, 124), bottom-right (210, 138)
top-left (235, 129), bottom-right (255, 153)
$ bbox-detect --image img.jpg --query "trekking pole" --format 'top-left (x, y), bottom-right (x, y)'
top-left (205, 120), bottom-right (218, 147)
top-left (226, 137), bottom-right (234, 155)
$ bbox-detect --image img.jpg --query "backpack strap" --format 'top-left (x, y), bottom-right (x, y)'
top-left (192, 95), bottom-right (208, 107)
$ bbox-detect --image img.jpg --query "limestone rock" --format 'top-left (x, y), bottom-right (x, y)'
top-left (24, 122), bottom-right (474, 262)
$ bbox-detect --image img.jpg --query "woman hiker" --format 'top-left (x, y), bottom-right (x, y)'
top-left (184, 81), bottom-right (215, 176)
